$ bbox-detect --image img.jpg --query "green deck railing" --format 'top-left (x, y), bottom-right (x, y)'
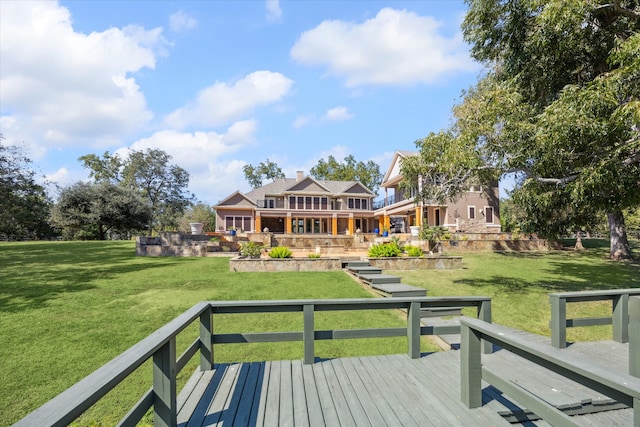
top-left (15, 296), bottom-right (491, 427)
top-left (549, 288), bottom-right (640, 348)
top-left (461, 296), bottom-right (640, 427)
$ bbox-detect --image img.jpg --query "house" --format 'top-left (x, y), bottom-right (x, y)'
top-left (373, 151), bottom-right (500, 233)
top-left (214, 171), bottom-right (377, 235)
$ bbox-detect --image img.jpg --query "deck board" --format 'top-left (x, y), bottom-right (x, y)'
top-left (177, 338), bottom-right (633, 426)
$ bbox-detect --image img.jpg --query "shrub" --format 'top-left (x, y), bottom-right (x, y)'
top-left (419, 225), bottom-right (451, 242)
top-left (239, 241), bottom-right (262, 258)
top-left (269, 246), bottom-right (293, 258)
top-left (404, 245), bottom-right (424, 257)
top-left (307, 253), bottom-right (321, 258)
top-left (368, 243), bottom-right (401, 258)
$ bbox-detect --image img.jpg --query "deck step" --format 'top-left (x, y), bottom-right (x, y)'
top-left (358, 274), bottom-right (402, 285)
top-left (371, 283), bottom-right (427, 298)
top-left (342, 260), bottom-right (370, 268)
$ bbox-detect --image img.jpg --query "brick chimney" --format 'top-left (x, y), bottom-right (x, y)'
top-left (296, 171), bottom-right (304, 181)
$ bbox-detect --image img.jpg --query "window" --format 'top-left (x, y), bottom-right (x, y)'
top-left (485, 207), bottom-right (494, 223)
top-left (225, 216), bottom-right (251, 231)
top-left (469, 206), bottom-right (476, 219)
top-left (265, 198), bottom-right (275, 208)
top-left (347, 197), bottom-right (370, 210)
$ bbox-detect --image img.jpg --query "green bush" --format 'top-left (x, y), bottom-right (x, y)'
top-left (269, 246), bottom-right (293, 258)
top-left (419, 225), bottom-right (451, 242)
top-left (368, 243), bottom-right (401, 258)
top-left (404, 245), bottom-right (424, 257)
top-left (239, 241), bottom-right (262, 258)
top-left (307, 253), bottom-right (321, 258)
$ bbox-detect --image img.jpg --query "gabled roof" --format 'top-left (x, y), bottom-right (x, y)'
top-left (214, 190), bottom-right (256, 208)
top-left (217, 174), bottom-right (375, 208)
top-left (382, 150), bottom-right (417, 185)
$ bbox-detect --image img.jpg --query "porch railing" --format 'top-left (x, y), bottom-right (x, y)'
top-left (461, 297), bottom-right (640, 426)
top-left (16, 296), bottom-right (491, 427)
top-left (549, 288), bottom-right (640, 348)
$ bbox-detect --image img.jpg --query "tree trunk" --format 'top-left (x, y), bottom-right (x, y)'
top-left (607, 211), bottom-right (632, 260)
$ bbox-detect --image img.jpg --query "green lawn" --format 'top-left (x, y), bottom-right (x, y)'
top-left (0, 241), bottom-right (415, 425)
top-left (1, 239), bottom-right (638, 425)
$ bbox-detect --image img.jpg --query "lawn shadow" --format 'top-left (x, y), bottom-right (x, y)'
top-left (0, 241), bottom-right (205, 313)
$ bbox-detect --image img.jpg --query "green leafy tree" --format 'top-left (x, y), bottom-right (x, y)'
top-left (50, 182), bottom-right (151, 240)
top-left (0, 138), bottom-right (55, 240)
top-left (80, 149), bottom-right (194, 234)
top-left (404, 0), bottom-right (640, 260)
top-left (179, 202), bottom-right (217, 232)
top-left (242, 159), bottom-right (285, 189)
top-left (310, 155), bottom-right (383, 194)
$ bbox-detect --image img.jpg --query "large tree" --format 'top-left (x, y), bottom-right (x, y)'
top-left (242, 159), bottom-right (285, 189)
top-left (50, 182), bottom-right (151, 240)
top-left (80, 149), bottom-right (194, 234)
top-left (0, 138), bottom-right (54, 240)
top-left (404, 0), bottom-right (639, 260)
top-left (310, 155), bottom-right (383, 195)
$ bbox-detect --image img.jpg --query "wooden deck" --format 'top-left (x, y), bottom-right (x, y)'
top-left (176, 336), bottom-right (633, 426)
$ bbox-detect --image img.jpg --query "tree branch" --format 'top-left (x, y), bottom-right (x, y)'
top-left (594, 3), bottom-right (640, 24)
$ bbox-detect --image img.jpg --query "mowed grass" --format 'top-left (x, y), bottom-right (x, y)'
top-left (2, 239), bottom-right (639, 425)
top-left (0, 241), bottom-right (419, 425)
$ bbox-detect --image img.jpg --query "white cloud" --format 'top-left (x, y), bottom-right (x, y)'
top-left (293, 106), bottom-right (353, 128)
top-left (293, 115), bottom-right (313, 129)
top-left (323, 106), bottom-right (354, 122)
top-left (122, 121), bottom-right (258, 203)
top-left (265, 0), bottom-right (282, 23)
top-left (0, 1), bottom-right (164, 150)
top-left (290, 8), bottom-right (478, 87)
top-left (169, 10), bottom-right (198, 33)
top-left (165, 71), bottom-right (294, 129)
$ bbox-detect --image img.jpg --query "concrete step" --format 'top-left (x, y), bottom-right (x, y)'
top-left (371, 283), bottom-right (427, 298)
top-left (358, 274), bottom-right (402, 285)
top-left (342, 260), bottom-right (370, 268)
top-left (348, 266), bottom-right (382, 275)
top-left (420, 307), bottom-right (463, 317)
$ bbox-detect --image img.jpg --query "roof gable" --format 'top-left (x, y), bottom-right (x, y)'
top-left (382, 150), bottom-right (416, 185)
top-left (214, 191), bottom-right (255, 208)
top-left (285, 176), bottom-right (331, 193)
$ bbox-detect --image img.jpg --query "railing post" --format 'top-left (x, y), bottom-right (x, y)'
top-left (460, 321), bottom-right (482, 408)
top-left (153, 338), bottom-right (177, 427)
top-left (630, 296), bottom-right (640, 378)
top-left (200, 305), bottom-right (213, 371)
top-left (303, 304), bottom-right (315, 364)
top-left (477, 299), bottom-right (493, 354)
top-left (550, 294), bottom-right (567, 348)
top-left (407, 301), bottom-right (421, 359)
top-left (613, 293), bottom-right (630, 343)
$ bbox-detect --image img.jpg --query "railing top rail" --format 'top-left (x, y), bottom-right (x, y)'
top-left (550, 288), bottom-right (640, 300)
top-left (15, 301), bottom-right (211, 427)
top-left (208, 296), bottom-right (490, 308)
top-left (461, 317), bottom-right (640, 401)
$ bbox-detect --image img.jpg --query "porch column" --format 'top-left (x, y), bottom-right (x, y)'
top-left (384, 215), bottom-right (390, 231)
top-left (348, 216), bottom-right (354, 235)
top-left (332, 215), bottom-right (337, 235)
top-left (286, 213), bottom-right (292, 233)
top-left (415, 206), bottom-right (423, 227)
top-left (255, 214), bottom-right (261, 233)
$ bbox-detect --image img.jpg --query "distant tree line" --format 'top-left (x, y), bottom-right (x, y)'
top-left (0, 135), bottom-right (214, 241)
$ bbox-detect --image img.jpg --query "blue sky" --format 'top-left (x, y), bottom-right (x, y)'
top-left (1, 0), bottom-right (493, 205)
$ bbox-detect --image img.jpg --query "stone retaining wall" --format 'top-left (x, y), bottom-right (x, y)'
top-left (368, 256), bottom-right (462, 270)
top-left (229, 257), bottom-right (345, 272)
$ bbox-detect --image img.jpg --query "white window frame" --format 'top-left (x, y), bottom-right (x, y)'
top-left (468, 206), bottom-right (476, 220)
